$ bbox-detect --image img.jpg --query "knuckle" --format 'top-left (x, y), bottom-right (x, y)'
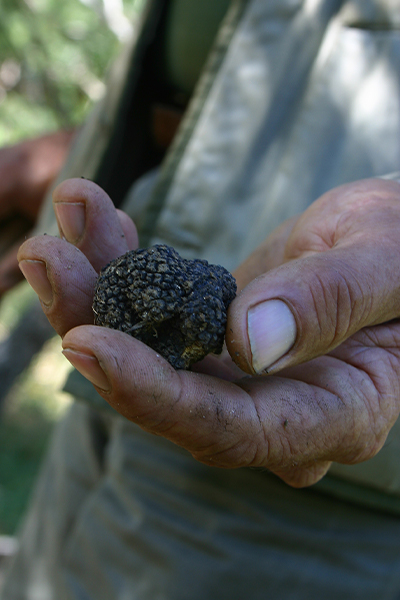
top-left (340, 393), bottom-right (395, 464)
top-left (305, 258), bottom-right (372, 351)
top-left (191, 438), bottom-right (259, 468)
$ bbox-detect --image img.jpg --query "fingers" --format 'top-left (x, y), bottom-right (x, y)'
top-left (116, 209), bottom-right (138, 250)
top-left (52, 178), bottom-right (138, 271)
top-left (61, 325), bottom-right (259, 466)
top-left (227, 179), bottom-right (400, 374)
top-left (60, 324), bottom-right (386, 487)
top-left (15, 176), bottom-right (400, 489)
top-left (18, 178), bottom-right (139, 336)
top-left (59, 325), bottom-right (292, 473)
top-left (18, 235), bottom-right (98, 337)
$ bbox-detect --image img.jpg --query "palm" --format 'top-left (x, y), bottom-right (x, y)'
top-left (185, 321), bottom-right (399, 487)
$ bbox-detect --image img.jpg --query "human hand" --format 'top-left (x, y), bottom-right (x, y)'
top-left (17, 177), bottom-right (400, 488)
top-left (0, 131), bottom-right (74, 297)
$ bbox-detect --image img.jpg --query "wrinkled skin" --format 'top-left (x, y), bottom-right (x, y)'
top-left (18, 177), bottom-right (400, 488)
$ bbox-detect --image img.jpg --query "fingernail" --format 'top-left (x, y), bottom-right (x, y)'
top-left (62, 348), bottom-right (111, 392)
top-left (19, 259), bottom-right (53, 306)
top-left (54, 202), bottom-right (85, 243)
top-left (248, 300), bottom-right (297, 373)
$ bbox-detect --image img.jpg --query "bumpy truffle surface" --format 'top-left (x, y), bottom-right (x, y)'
top-left (93, 244), bottom-right (237, 369)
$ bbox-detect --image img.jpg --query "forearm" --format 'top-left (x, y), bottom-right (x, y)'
top-left (0, 129), bottom-right (76, 221)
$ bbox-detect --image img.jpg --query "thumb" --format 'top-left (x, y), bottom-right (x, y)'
top-left (226, 242), bottom-right (400, 374)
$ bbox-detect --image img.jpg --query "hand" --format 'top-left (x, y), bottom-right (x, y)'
top-left (17, 177), bottom-right (400, 488)
top-left (0, 131), bottom-right (74, 297)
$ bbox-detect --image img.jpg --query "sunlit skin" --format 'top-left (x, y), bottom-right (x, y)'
top-left (18, 177), bottom-right (400, 488)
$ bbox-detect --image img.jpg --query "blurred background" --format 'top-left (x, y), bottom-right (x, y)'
top-left (0, 0), bottom-right (141, 145)
top-left (0, 0), bottom-right (140, 541)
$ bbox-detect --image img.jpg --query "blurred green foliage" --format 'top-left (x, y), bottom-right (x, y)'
top-left (0, 0), bottom-right (141, 145)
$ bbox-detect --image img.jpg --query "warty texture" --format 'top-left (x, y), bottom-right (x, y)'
top-left (93, 244), bottom-right (237, 369)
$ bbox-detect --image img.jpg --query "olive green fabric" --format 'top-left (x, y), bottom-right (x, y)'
top-left (160, 0), bottom-right (232, 96)
top-left (4, 402), bottom-right (400, 599)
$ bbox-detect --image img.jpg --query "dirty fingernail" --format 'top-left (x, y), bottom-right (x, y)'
top-left (248, 299), bottom-right (297, 373)
top-left (62, 348), bottom-right (111, 392)
top-left (19, 259), bottom-right (53, 306)
top-left (54, 202), bottom-right (85, 243)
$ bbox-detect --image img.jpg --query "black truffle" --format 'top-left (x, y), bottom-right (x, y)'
top-left (93, 244), bottom-right (237, 369)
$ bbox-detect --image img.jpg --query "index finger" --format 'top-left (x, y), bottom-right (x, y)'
top-left (52, 178), bottom-right (138, 272)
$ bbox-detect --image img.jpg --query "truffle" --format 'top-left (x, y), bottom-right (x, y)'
top-left (93, 244), bottom-right (237, 370)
